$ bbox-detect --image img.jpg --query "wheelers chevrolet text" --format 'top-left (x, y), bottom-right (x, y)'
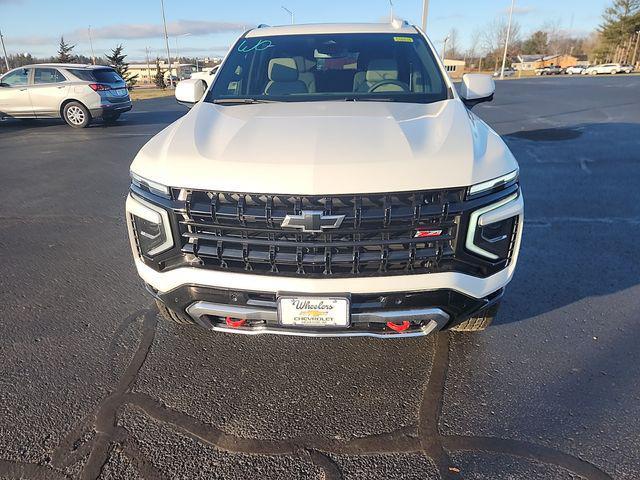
top-left (126, 22), bottom-right (524, 337)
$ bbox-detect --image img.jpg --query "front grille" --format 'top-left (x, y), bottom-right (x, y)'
top-left (173, 188), bottom-right (467, 278)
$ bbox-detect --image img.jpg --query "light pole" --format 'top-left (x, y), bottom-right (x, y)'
top-left (174, 33), bottom-right (191, 80)
top-left (442, 34), bottom-right (450, 59)
top-left (175, 33), bottom-right (190, 64)
top-left (421, 0), bottom-right (430, 31)
top-left (0, 28), bottom-right (10, 71)
top-left (160, 0), bottom-right (173, 88)
top-left (145, 46), bottom-right (152, 85)
top-left (388, 0), bottom-right (394, 22)
top-left (500, 0), bottom-right (515, 80)
top-left (281, 6), bottom-right (294, 24)
top-left (88, 25), bottom-right (96, 65)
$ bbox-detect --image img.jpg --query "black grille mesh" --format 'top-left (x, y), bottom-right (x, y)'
top-left (175, 188), bottom-right (466, 278)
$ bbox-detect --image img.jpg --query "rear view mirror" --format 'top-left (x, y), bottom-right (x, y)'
top-left (175, 79), bottom-right (207, 108)
top-left (459, 74), bottom-right (495, 109)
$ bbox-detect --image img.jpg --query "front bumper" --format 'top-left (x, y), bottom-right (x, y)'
top-left (126, 185), bottom-right (523, 337)
top-left (151, 283), bottom-right (504, 338)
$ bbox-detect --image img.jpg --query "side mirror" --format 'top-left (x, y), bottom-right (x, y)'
top-left (175, 79), bottom-right (207, 108)
top-left (459, 74), bottom-right (495, 109)
top-left (0, 82), bottom-right (9, 87)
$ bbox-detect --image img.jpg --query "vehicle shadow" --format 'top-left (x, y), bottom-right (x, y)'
top-left (494, 122), bottom-right (640, 326)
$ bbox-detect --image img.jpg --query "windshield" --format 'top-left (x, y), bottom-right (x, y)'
top-left (206, 32), bottom-right (449, 104)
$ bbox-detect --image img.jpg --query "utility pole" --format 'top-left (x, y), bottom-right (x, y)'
top-left (145, 46), bottom-right (151, 85)
top-left (160, 0), bottom-right (174, 88)
top-left (500, 0), bottom-right (516, 80)
top-left (88, 25), bottom-right (96, 65)
top-left (282, 6), bottom-right (294, 24)
top-left (421, 0), bottom-right (430, 31)
top-left (0, 28), bottom-right (10, 71)
top-left (388, 0), bottom-right (394, 22)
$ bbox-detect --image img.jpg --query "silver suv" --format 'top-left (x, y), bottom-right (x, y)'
top-left (0, 63), bottom-right (132, 128)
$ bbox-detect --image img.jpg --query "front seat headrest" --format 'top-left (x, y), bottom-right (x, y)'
top-left (268, 58), bottom-right (300, 82)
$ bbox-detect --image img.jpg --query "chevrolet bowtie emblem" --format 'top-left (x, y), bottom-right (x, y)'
top-left (281, 210), bottom-right (345, 233)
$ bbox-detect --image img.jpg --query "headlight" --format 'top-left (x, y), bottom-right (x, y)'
top-left (130, 171), bottom-right (171, 199)
top-left (466, 193), bottom-right (520, 261)
top-left (468, 170), bottom-right (518, 198)
top-left (127, 195), bottom-right (174, 257)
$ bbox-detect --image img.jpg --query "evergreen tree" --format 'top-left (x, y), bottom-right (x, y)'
top-left (154, 58), bottom-right (166, 89)
top-left (105, 44), bottom-right (138, 89)
top-left (521, 31), bottom-right (549, 55)
top-left (56, 36), bottom-right (75, 63)
top-left (596, 0), bottom-right (640, 61)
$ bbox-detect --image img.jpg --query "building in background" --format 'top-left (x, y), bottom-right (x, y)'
top-left (128, 62), bottom-right (198, 84)
top-left (513, 54), bottom-right (589, 71)
top-left (513, 54), bottom-right (545, 71)
top-left (443, 59), bottom-right (465, 78)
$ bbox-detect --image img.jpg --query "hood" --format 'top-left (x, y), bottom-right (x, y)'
top-left (131, 99), bottom-right (517, 195)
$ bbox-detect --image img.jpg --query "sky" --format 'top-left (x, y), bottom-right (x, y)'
top-left (0, 0), bottom-right (609, 62)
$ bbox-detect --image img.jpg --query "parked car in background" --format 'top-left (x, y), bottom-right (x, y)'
top-left (189, 65), bottom-right (220, 88)
top-left (493, 68), bottom-right (516, 78)
top-left (620, 64), bottom-right (635, 74)
top-left (535, 65), bottom-right (563, 75)
top-left (565, 65), bottom-right (586, 75)
top-left (585, 63), bottom-right (623, 75)
top-left (0, 63), bottom-right (131, 127)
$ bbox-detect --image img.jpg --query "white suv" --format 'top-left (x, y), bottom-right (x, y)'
top-left (585, 63), bottom-right (623, 75)
top-left (126, 22), bottom-right (524, 337)
top-left (0, 63), bottom-right (131, 127)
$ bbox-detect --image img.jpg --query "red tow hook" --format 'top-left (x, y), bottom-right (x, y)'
top-left (225, 317), bottom-right (246, 328)
top-left (386, 321), bottom-right (411, 332)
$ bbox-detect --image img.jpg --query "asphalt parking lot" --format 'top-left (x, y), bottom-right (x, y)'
top-left (1, 74), bottom-right (639, 480)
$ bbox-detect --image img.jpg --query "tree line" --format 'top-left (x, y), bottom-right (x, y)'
top-left (441, 0), bottom-right (639, 70)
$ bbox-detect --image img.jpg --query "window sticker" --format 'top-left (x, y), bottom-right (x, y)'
top-left (393, 36), bottom-right (414, 43)
top-left (237, 39), bottom-right (275, 53)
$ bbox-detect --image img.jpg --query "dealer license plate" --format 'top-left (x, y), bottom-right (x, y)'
top-left (277, 296), bottom-right (350, 328)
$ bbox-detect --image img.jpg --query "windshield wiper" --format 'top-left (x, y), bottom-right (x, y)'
top-left (343, 97), bottom-right (398, 102)
top-left (212, 98), bottom-right (277, 105)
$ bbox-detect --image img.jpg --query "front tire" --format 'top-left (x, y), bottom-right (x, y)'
top-left (451, 302), bottom-right (500, 332)
top-left (155, 299), bottom-right (195, 326)
top-left (63, 102), bottom-right (91, 128)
